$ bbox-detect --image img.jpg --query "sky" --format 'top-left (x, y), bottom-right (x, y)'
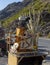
top-left (0, 0), bottom-right (23, 10)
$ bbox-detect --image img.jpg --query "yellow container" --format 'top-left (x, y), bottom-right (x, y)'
top-left (8, 52), bottom-right (18, 65)
top-left (16, 27), bottom-right (25, 36)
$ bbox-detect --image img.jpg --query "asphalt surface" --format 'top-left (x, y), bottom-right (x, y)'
top-left (39, 38), bottom-right (50, 65)
top-left (0, 56), bottom-right (7, 65)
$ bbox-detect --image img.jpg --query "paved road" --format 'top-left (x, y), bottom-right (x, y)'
top-left (0, 56), bottom-right (7, 65)
top-left (42, 55), bottom-right (50, 65)
top-left (0, 38), bottom-right (50, 65)
top-left (38, 38), bottom-right (50, 65)
top-left (38, 38), bottom-right (50, 51)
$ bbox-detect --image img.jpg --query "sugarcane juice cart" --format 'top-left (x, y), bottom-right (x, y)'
top-left (8, 9), bottom-right (47, 65)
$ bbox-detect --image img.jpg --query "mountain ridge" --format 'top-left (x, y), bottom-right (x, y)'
top-left (0, 0), bottom-right (32, 20)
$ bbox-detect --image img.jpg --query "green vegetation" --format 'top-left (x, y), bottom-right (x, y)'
top-left (1, 6), bottom-right (29, 28)
top-left (0, 0), bottom-right (50, 28)
top-left (47, 33), bottom-right (50, 38)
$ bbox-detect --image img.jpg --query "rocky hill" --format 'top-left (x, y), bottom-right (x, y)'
top-left (0, 0), bottom-right (32, 20)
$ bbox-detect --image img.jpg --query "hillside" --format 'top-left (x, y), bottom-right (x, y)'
top-left (0, 0), bottom-right (50, 36)
top-left (0, 0), bottom-right (32, 20)
top-left (0, 2), bottom-right (23, 20)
